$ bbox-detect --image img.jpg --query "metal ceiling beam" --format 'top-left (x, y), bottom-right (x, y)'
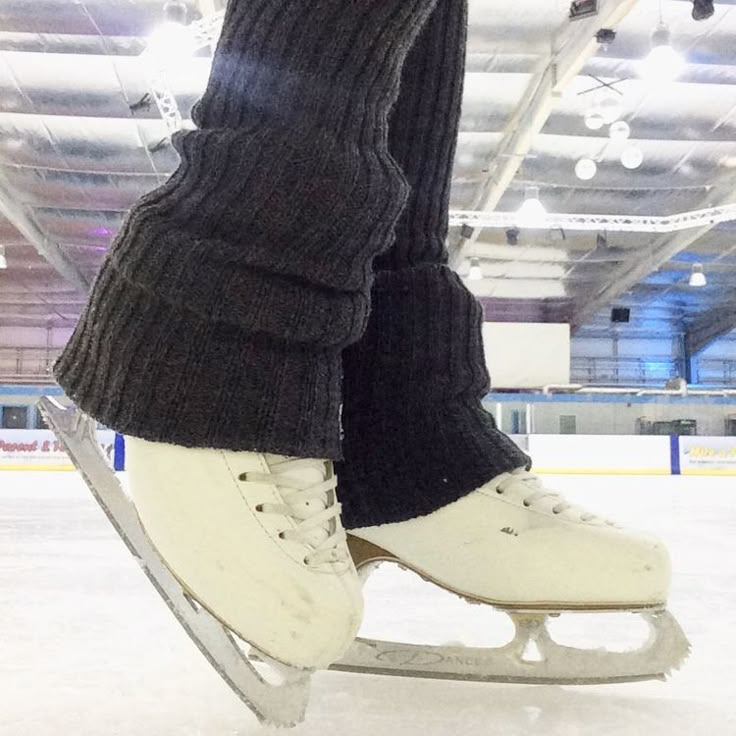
top-left (0, 172), bottom-right (90, 293)
top-left (450, 203), bottom-right (736, 233)
top-left (685, 306), bottom-right (736, 355)
top-left (450, 0), bottom-right (639, 263)
top-left (571, 185), bottom-right (736, 332)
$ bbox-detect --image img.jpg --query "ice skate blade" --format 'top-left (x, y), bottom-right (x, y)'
top-left (39, 397), bottom-right (311, 728)
top-left (340, 538), bottom-right (690, 685)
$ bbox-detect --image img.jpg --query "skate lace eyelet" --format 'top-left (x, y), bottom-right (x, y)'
top-left (255, 503), bottom-right (264, 513)
top-left (238, 472), bottom-right (248, 481)
top-left (278, 531), bottom-right (286, 540)
top-left (303, 556), bottom-right (312, 566)
top-left (496, 488), bottom-right (504, 495)
top-left (523, 500), bottom-right (531, 507)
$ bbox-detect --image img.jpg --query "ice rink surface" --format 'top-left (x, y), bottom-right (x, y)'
top-left (2, 470), bottom-right (735, 735)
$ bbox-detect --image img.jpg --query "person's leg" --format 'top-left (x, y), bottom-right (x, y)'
top-left (338, 0), bottom-right (670, 616)
top-left (337, 0), bottom-right (529, 529)
top-left (56, 0), bottom-right (437, 460)
top-left (54, 0), bottom-right (440, 669)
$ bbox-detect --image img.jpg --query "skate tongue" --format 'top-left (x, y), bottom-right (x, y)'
top-left (264, 456), bottom-right (332, 548)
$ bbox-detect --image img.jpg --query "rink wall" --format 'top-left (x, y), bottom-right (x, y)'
top-left (1, 431), bottom-right (735, 475)
top-left (0, 429), bottom-right (115, 470)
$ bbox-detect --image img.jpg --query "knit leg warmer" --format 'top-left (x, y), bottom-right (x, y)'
top-left (55, 0), bottom-right (437, 459)
top-left (338, 0), bottom-right (530, 527)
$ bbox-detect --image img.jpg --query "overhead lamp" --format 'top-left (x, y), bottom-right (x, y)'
top-left (163, 0), bottom-right (188, 23)
top-left (517, 186), bottom-right (547, 228)
top-left (0, 244), bottom-right (7, 270)
top-left (609, 120), bottom-right (631, 140)
top-left (620, 145), bottom-right (644, 170)
top-left (575, 157), bottom-right (597, 181)
top-left (692, 0), bottom-right (715, 21)
top-left (468, 257), bottom-right (483, 281)
top-left (639, 24), bottom-right (685, 83)
top-left (148, 1), bottom-right (195, 60)
top-left (689, 263), bottom-right (707, 287)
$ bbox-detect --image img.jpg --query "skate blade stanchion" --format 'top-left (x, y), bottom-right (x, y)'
top-left (39, 397), bottom-right (311, 728)
top-left (332, 610), bottom-right (690, 685)
top-left (331, 553), bottom-right (691, 686)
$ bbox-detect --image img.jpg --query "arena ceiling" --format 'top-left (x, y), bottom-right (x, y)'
top-left (0, 0), bottom-right (735, 365)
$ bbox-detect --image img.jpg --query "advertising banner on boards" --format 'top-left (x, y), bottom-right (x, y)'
top-left (0, 429), bottom-right (115, 470)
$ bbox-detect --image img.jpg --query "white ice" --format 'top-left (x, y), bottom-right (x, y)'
top-left (2, 471), bottom-right (735, 735)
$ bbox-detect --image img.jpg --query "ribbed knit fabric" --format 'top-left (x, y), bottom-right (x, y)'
top-left (55, 0), bottom-right (438, 459)
top-left (338, 267), bottom-right (530, 527)
top-left (373, 0), bottom-right (466, 272)
top-left (338, 0), bottom-right (531, 528)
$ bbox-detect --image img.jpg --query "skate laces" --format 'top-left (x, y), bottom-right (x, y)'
top-left (240, 457), bottom-right (349, 567)
top-left (496, 469), bottom-right (609, 524)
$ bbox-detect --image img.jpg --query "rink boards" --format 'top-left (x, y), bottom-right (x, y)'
top-left (1, 430), bottom-right (735, 476)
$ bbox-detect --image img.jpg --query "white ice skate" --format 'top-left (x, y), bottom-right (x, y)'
top-left (41, 397), bottom-right (690, 726)
top-left (39, 397), bottom-right (361, 727)
top-left (336, 467), bottom-right (690, 685)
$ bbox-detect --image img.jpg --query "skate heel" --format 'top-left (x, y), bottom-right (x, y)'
top-left (347, 534), bottom-right (398, 569)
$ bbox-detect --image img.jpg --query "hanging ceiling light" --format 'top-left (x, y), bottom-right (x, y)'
top-left (639, 24), bottom-right (685, 83)
top-left (620, 145), bottom-right (644, 170)
top-left (517, 186), bottom-right (547, 227)
top-left (163, 0), bottom-right (188, 23)
top-left (689, 263), bottom-right (707, 287)
top-left (468, 257), bottom-right (483, 281)
top-left (609, 120), bottom-right (631, 140)
top-left (575, 157), bottom-right (598, 181)
top-left (0, 244), bottom-right (7, 270)
top-left (148, 1), bottom-right (195, 60)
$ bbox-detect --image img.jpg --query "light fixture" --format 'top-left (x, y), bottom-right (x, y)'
top-left (517, 186), bottom-right (547, 227)
top-left (575, 157), bottom-right (597, 181)
top-left (689, 263), bottom-right (707, 287)
top-left (0, 245), bottom-right (7, 270)
top-left (468, 257), bottom-right (483, 281)
top-left (584, 108), bottom-right (605, 130)
top-left (639, 24), bottom-right (685, 83)
top-left (609, 120), bottom-right (631, 140)
top-left (163, 0), bottom-right (188, 23)
top-left (620, 145), bottom-right (644, 169)
top-left (148, 1), bottom-right (195, 60)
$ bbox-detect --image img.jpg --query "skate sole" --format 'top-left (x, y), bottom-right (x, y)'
top-left (347, 534), bottom-right (666, 613)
